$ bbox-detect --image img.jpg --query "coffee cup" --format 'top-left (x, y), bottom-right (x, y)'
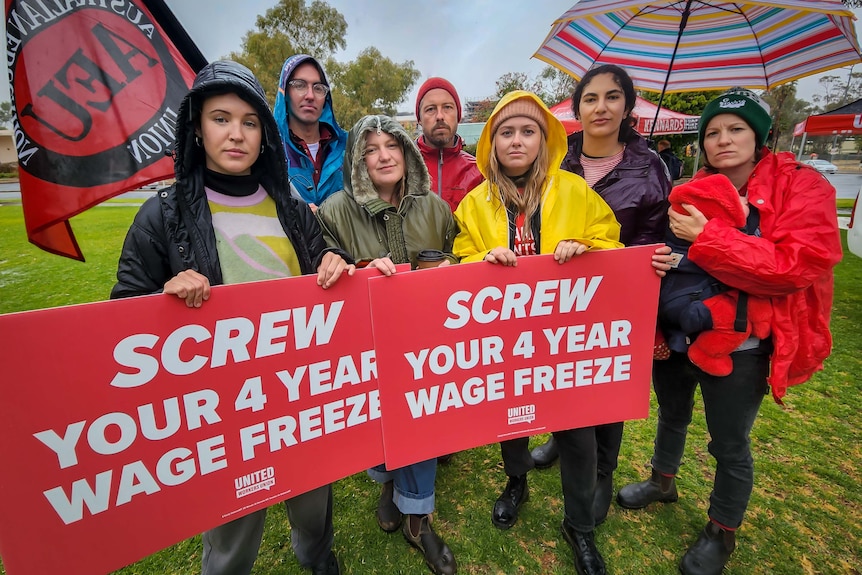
top-left (416, 249), bottom-right (446, 269)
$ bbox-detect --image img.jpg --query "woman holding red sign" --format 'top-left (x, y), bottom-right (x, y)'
top-left (452, 90), bottom-right (622, 575)
top-left (111, 60), bottom-right (353, 575)
top-left (316, 114), bottom-right (458, 575)
top-left (531, 64), bottom-right (671, 526)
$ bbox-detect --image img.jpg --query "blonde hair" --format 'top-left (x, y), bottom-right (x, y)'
top-left (486, 135), bottom-right (550, 239)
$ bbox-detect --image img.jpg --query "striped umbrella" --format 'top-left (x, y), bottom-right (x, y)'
top-left (534, 0), bottom-right (862, 94)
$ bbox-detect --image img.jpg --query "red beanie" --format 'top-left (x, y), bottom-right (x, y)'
top-left (416, 77), bottom-right (462, 122)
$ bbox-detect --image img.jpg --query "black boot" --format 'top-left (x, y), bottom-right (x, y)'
top-left (531, 436), bottom-right (559, 469)
top-left (492, 474), bottom-right (528, 529)
top-left (310, 550), bottom-right (340, 575)
top-left (561, 521), bottom-right (607, 575)
top-left (616, 468), bottom-right (678, 509)
top-left (376, 480), bottom-right (402, 532)
top-left (593, 472), bottom-right (614, 526)
top-left (403, 514), bottom-right (457, 575)
top-left (679, 521), bottom-right (736, 575)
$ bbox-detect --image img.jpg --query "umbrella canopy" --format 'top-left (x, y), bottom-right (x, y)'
top-left (551, 96), bottom-right (699, 135)
top-left (534, 0), bottom-right (862, 94)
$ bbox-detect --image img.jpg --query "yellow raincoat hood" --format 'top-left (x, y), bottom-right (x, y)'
top-left (476, 90), bottom-right (569, 181)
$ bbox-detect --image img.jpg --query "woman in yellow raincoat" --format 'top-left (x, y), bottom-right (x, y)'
top-left (453, 90), bottom-right (621, 575)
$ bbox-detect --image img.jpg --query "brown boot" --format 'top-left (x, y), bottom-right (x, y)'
top-left (403, 514), bottom-right (457, 575)
top-left (616, 468), bottom-right (678, 509)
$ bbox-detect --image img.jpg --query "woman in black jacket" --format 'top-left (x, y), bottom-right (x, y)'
top-left (529, 65), bottom-right (671, 532)
top-left (111, 60), bottom-right (352, 575)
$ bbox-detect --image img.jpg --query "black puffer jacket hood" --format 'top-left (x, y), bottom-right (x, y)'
top-left (175, 60), bottom-right (289, 194)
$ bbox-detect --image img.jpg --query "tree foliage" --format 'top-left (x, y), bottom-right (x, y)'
top-left (229, 0), bottom-right (347, 106)
top-left (535, 66), bottom-right (578, 107)
top-left (761, 82), bottom-right (815, 151)
top-left (639, 90), bottom-right (722, 117)
top-left (469, 99), bottom-right (497, 123)
top-left (0, 101), bottom-right (14, 128)
top-left (327, 48), bottom-right (420, 129)
top-left (494, 72), bottom-right (536, 99)
top-left (810, 72), bottom-right (862, 112)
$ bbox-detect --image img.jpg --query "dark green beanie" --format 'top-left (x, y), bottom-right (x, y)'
top-left (698, 88), bottom-right (772, 148)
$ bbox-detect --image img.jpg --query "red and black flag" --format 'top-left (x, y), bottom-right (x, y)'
top-left (5, 0), bottom-right (207, 260)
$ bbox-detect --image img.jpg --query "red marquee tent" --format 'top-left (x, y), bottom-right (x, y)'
top-left (792, 98), bottom-right (862, 159)
top-left (793, 98), bottom-right (862, 137)
top-left (551, 97), bottom-right (699, 136)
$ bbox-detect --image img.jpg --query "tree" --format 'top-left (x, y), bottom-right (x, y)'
top-left (326, 48), bottom-right (420, 129)
top-left (494, 72), bottom-right (537, 99)
top-left (229, 0), bottom-right (347, 105)
top-left (761, 82), bottom-right (815, 151)
top-left (469, 99), bottom-right (496, 123)
top-left (810, 71), bottom-right (862, 111)
top-left (534, 66), bottom-right (578, 107)
top-left (842, 0), bottom-right (862, 7)
top-left (0, 101), bottom-right (13, 128)
top-left (639, 90), bottom-right (723, 117)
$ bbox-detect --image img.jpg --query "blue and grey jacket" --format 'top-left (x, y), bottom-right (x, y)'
top-left (273, 54), bottom-right (348, 206)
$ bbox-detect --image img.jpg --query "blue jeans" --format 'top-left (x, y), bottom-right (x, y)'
top-left (651, 350), bottom-right (769, 528)
top-left (368, 458), bottom-right (437, 515)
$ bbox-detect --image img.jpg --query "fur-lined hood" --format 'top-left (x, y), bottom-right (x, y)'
top-left (343, 114), bottom-right (431, 205)
top-left (174, 60), bottom-right (288, 195)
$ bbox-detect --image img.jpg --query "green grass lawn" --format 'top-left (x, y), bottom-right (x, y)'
top-left (0, 204), bottom-right (860, 574)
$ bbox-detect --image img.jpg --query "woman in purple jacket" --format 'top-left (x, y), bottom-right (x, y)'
top-left (529, 64), bottom-right (671, 526)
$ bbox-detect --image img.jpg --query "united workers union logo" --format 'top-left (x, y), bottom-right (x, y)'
top-left (507, 404), bottom-right (536, 425)
top-left (6, 1), bottom-right (191, 187)
top-left (235, 467), bottom-right (277, 499)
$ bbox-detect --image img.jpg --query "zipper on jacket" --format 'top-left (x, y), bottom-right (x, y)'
top-left (437, 150), bottom-right (443, 196)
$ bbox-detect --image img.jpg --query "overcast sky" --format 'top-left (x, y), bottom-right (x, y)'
top-left (3, 1), bottom-right (862, 112)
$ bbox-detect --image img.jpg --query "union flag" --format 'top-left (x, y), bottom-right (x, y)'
top-left (5, 0), bottom-right (206, 260)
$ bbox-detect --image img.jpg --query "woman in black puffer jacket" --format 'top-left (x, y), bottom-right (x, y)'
top-left (111, 60), bottom-right (351, 575)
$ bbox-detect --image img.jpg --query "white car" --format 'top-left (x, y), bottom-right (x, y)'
top-left (848, 187), bottom-right (862, 258)
top-left (803, 159), bottom-right (839, 174)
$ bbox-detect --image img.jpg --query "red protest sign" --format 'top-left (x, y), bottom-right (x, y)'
top-left (0, 270), bottom-right (382, 575)
top-left (368, 247), bottom-right (660, 469)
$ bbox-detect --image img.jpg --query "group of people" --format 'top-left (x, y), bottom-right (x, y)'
top-left (111, 52), bottom-right (842, 575)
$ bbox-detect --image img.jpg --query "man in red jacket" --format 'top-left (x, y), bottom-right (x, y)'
top-left (415, 77), bottom-right (484, 211)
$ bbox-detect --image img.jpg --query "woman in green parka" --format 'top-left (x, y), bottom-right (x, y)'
top-left (316, 114), bottom-right (458, 575)
top-left (317, 114), bottom-right (457, 272)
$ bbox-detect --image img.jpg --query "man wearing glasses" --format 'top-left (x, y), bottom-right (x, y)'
top-left (274, 54), bottom-right (348, 211)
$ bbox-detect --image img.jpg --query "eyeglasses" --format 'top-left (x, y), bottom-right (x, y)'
top-left (287, 79), bottom-right (330, 98)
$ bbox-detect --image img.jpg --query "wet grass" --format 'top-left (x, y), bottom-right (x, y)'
top-left (0, 206), bottom-right (859, 574)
